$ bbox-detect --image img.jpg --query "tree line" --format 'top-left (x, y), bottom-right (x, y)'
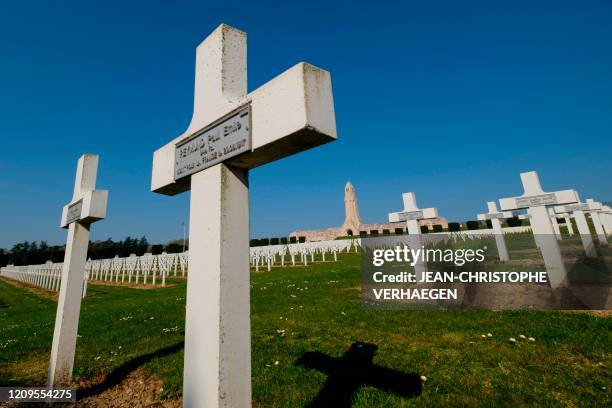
top-left (0, 236), bottom-right (188, 267)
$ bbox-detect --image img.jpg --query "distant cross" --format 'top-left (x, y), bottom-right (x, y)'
top-left (499, 171), bottom-right (579, 289)
top-left (553, 201), bottom-right (597, 257)
top-left (586, 199), bottom-right (608, 246)
top-left (598, 204), bottom-right (612, 237)
top-left (296, 342), bottom-right (421, 407)
top-left (554, 211), bottom-right (574, 237)
top-left (548, 208), bottom-right (562, 240)
top-left (150, 24), bottom-right (336, 407)
top-left (477, 201), bottom-right (512, 262)
top-left (48, 154), bottom-right (108, 387)
top-left (388, 192), bottom-right (438, 281)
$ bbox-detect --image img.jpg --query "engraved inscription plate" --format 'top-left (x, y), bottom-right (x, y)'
top-left (397, 211), bottom-right (424, 221)
top-left (564, 203), bottom-right (589, 212)
top-left (486, 213), bottom-right (505, 219)
top-left (174, 106), bottom-right (251, 180)
top-left (516, 193), bottom-right (557, 208)
top-left (66, 200), bottom-right (83, 224)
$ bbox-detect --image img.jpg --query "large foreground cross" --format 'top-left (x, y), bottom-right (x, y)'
top-left (151, 24), bottom-right (336, 407)
top-left (499, 171), bottom-right (578, 290)
top-left (48, 154), bottom-right (108, 386)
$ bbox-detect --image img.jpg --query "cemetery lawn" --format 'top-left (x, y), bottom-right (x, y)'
top-left (1, 252), bottom-right (611, 407)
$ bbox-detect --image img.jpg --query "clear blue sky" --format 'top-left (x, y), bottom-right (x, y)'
top-left (1, 0), bottom-right (611, 249)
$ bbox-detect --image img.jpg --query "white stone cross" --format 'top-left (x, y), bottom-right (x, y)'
top-left (150, 24), bottom-right (336, 407)
top-left (477, 201), bottom-right (512, 262)
top-left (48, 154), bottom-right (108, 387)
top-left (548, 208), bottom-right (562, 240)
top-left (388, 192), bottom-right (438, 281)
top-left (599, 204), bottom-right (612, 237)
top-left (586, 198), bottom-right (608, 245)
top-left (554, 211), bottom-right (574, 236)
top-left (499, 171), bottom-right (579, 290)
top-left (552, 201), bottom-right (597, 257)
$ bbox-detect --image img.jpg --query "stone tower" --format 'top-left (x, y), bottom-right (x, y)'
top-left (341, 181), bottom-right (362, 236)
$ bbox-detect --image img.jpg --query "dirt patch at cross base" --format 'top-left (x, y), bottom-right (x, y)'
top-left (0, 370), bottom-right (181, 408)
top-left (73, 370), bottom-right (181, 407)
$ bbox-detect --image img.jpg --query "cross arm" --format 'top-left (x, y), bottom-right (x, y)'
top-left (552, 202), bottom-right (588, 214)
top-left (60, 190), bottom-right (108, 228)
top-left (499, 189), bottom-right (579, 211)
top-left (477, 211), bottom-right (512, 221)
top-left (151, 63), bottom-right (337, 196)
top-left (477, 201), bottom-right (512, 220)
top-left (389, 207), bottom-right (438, 222)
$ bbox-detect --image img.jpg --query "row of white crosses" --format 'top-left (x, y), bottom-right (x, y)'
top-left (249, 240), bottom-right (357, 271)
top-left (2, 237), bottom-right (353, 294)
top-left (0, 261), bottom-right (63, 292)
top-left (87, 252), bottom-right (187, 285)
top-left (149, 24), bottom-right (337, 407)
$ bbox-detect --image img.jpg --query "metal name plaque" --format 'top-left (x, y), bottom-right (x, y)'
top-left (486, 213), bottom-right (505, 219)
top-left (66, 200), bottom-right (83, 224)
top-left (515, 193), bottom-right (557, 208)
top-left (174, 106), bottom-right (251, 180)
top-left (564, 203), bottom-right (589, 212)
top-left (397, 211), bottom-right (424, 221)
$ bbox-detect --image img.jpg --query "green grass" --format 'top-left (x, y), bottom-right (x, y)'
top-left (1, 251), bottom-right (611, 407)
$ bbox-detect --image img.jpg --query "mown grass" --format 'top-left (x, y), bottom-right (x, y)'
top-left (0, 248), bottom-right (611, 407)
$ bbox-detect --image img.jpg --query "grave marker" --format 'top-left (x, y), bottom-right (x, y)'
top-left (548, 208), bottom-right (562, 240)
top-left (388, 192), bottom-right (438, 281)
top-left (477, 201), bottom-right (512, 262)
top-left (586, 198), bottom-right (608, 245)
top-left (553, 202), bottom-right (596, 258)
top-left (150, 24), bottom-right (336, 407)
top-left (499, 171), bottom-right (578, 290)
top-left (48, 154), bottom-right (108, 387)
top-left (600, 205), bottom-right (612, 236)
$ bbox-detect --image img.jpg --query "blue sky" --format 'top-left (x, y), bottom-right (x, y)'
top-left (1, 0), bottom-right (611, 249)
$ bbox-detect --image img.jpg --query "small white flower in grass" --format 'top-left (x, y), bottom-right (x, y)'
top-left (94, 356), bottom-right (101, 360)
top-left (487, 333), bottom-right (492, 337)
top-left (265, 364), bottom-right (271, 367)
top-left (481, 334), bottom-right (486, 338)
top-left (519, 335), bottom-right (526, 339)
top-left (528, 337), bottom-right (535, 342)
top-left (341, 312), bottom-right (346, 316)
top-left (420, 375), bottom-right (427, 382)
top-left (509, 337), bottom-right (516, 343)
top-left (274, 361), bottom-right (280, 366)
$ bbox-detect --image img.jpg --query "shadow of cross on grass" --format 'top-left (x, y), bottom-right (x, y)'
top-left (295, 342), bottom-right (422, 407)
